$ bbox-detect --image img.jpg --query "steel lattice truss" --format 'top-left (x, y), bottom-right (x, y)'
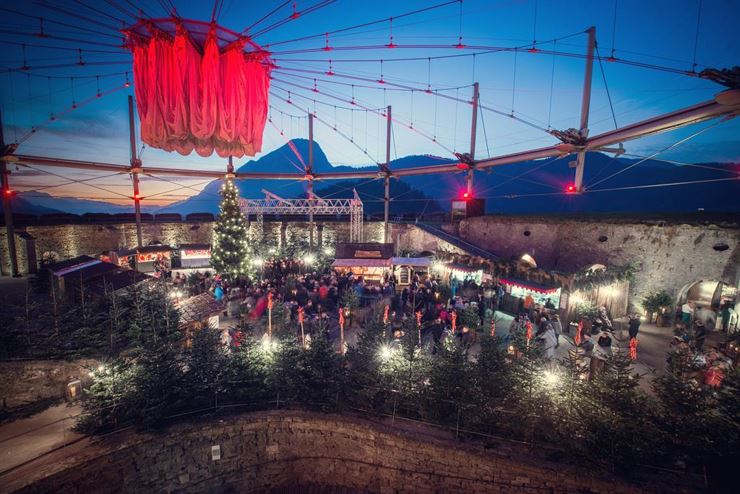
top-left (239, 190), bottom-right (364, 242)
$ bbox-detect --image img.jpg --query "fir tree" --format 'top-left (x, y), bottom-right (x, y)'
top-left (211, 177), bottom-right (251, 281)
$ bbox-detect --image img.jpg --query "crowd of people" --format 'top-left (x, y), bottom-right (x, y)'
top-left (168, 261), bottom-right (737, 391)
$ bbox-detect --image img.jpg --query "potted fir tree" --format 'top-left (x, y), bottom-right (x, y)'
top-left (643, 290), bottom-right (674, 326)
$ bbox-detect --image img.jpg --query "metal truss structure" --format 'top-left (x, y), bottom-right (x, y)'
top-left (240, 189), bottom-right (364, 242)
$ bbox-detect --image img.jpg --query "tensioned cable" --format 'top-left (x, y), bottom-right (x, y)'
top-left (595, 44), bottom-right (618, 129)
top-left (479, 97), bottom-right (490, 158)
top-left (13, 80), bottom-right (130, 145)
top-left (620, 153), bottom-right (739, 174)
top-left (35, 1), bottom-right (124, 33)
top-left (0, 7), bottom-right (123, 39)
top-left (271, 81), bottom-right (456, 155)
top-left (22, 164), bottom-right (132, 199)
top-left (474, 156), bottom-right (566, 197)
top-left (264, 0), bottom-right (460, 47)
top-left (271, 67), bottom-right (553, 135)
top-left (587, 177), bottom-right (738, 194)
top-left (251, 0), bottom-right (337, 40)
top-left (73, 0), bottom-right (127, 25)
top-left (14, 171), bottom-right (126, 194)
top-left (242, 1), bottom-right (291, 34)
top-left (587, 118), bottom-right (730, 189)
top-left (691, 0), bottom-right (703, 72)
top-left (272, 90), bottom-right (382, 166)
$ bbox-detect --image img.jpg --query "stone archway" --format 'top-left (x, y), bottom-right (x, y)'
top-left (675, 279), bottom-right (723, 309)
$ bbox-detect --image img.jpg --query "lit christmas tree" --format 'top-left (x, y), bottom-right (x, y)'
top-left (210, 174), bottom-right (251, 281)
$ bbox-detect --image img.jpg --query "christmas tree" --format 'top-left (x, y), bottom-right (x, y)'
top-left (211, 177), bottom-right (251, 281)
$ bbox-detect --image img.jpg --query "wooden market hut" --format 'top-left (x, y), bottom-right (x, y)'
top-left (175, 293), bottom-right (224, 347)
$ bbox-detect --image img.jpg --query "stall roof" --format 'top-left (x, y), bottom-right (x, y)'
top-left (47, 255), bottom-right (98, 276)
top-left (178, 243), bottom-right (211, 250)
top-left (335, 242), bottom-right (394, 260)
top-left (391, 257), bottom-right (431, 267)
top-left (176, 293), bottom-right (223, 328)
top-left (57, 260), bottom-right (120, 280)
top-left (500, 277), bottom-right (560, 294)
top-left (86, 270), bottom-right (152, 296)
top-left (115, 245), bottom-right (173, 257)
top-left (333, 259), bottom-right (391, 268)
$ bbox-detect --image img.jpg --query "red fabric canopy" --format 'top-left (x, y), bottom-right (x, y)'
top-left (128, 23), bottom-right (271, 158)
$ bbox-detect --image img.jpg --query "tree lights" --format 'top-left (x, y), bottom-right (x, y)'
top-left (210, 177), bottom-right (251, 281)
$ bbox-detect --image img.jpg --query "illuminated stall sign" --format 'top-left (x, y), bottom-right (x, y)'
top-left (182, 249), bottom-right (211, 259)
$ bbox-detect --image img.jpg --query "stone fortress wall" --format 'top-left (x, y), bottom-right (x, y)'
top-left (8, 411), bottom-right (659, 494)
top-left (1, 216), bottom-right (738, 311)
top-left (455, 215), bottom-right (739, 310)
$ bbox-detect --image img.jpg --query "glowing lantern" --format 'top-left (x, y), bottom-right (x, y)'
top-left (124, 19), bottom-right (271, 158)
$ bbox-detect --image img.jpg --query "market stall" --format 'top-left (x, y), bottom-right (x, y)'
top-left (178, 243), bottom-right (211, 269)
top-left (111, 245), bottom-right (172, 275)
top-left (499, 277), bottom-right (561, 314)
top-left (390, 256), bottom-right (432, 286)
top-left (332, 242), bottom-right (394, 282)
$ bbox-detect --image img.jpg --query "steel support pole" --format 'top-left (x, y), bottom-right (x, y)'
top-left (1, 108), bottom-right (19, 276)
top-left (0, 109), bottom-right (19, 276)
top-left (574, 27), bottom-right (596, 192)
top-left (383, 105), bottom-right (392, 243)
top-left (128, 95), bottom-right (143, 248)
top-left (308, 112), bottom-right (314, 248)
top-left (467, 82), bottom-right (479, 195)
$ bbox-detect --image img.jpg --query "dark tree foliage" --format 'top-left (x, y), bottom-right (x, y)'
top-left (128, 341), bottom-right (188, 428)
top-left (561, 352), bottom-right (662, 474)
top-left (471, 334), bottom-right (513, 432)
top-left (423, 338), bottom-right (477, 426)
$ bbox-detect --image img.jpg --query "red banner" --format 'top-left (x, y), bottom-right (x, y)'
top-left (129, 26), bottom-right (270, 158)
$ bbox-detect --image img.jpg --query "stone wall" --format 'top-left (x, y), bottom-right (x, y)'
top-left (0, 221), bottom-right (387, 275)
top-left (0, 359), bottom-right (98, 411)
top-left (3, 216), bottom-right (738, 312)
top-left (389, 223), bottom-right (467, 255)
top-left (9, 411), bottom-right (669, 494)
top-left (457, 216), bottom-right (740, 309)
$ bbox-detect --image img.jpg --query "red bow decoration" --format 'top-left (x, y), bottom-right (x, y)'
top-left (298, 306), bottom-right (304, 324)
top-left (338, 308), bottom-right (345, 328)
top-left (525, 321), bottom-right (533, 342)
top-left (267, 292), bottom-right (274, 310)
top-left (629, 337), bottom-right (638, 360)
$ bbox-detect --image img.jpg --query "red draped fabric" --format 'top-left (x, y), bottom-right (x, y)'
top-left (130, 28), bottom-right (270, 158)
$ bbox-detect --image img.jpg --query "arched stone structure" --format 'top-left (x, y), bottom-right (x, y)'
top-left (6, 411), bottom-right (658, 494)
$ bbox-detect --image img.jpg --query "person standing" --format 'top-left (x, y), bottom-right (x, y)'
top-left (694, 320), bottom-right (707, 352)
top-left (681, 300), bottom-right (694, 327)
top-left (628, 313), bottom-right (641, 339)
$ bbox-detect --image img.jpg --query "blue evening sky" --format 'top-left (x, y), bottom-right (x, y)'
top-left (1, 0), bottom-right (738, 204)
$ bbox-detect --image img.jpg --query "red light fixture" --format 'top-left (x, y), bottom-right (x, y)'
top-left (565, 184), bottom-right (577, 194)
top-left (462, 191), bottom-right (470, 199)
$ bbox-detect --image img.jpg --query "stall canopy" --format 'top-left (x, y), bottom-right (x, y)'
top-left (391, 257), bottom-right (431, 268)
top-left (500, 277), bottom-right (560, 295)
top-left (333, 259), bottom-right (391, 268)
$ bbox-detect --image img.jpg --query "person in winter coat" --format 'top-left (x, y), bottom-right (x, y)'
top-left (628, 313), bottom-right (641, 339)
top-left (550, 314), bottom-right (562, 348)
top-left (537, 321), bottom-right (558, 361)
